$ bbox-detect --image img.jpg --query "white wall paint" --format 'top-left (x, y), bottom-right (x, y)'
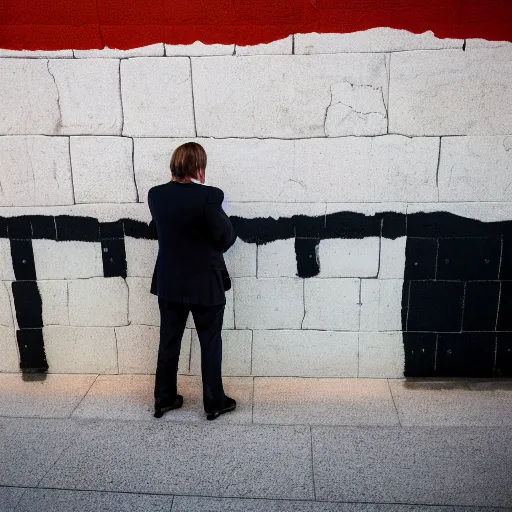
top-left (0, 29), bottom-right (511, 377)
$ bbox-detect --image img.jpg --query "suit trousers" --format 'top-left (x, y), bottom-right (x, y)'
top-left (154, 298), bottom-right (227, 413)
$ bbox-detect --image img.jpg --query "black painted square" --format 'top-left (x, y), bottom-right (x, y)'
top-left (56, 215), bottom-right (100, 242)
top-left (100, 221), bottom-right (124, 239)
top-left (101, 239), bottom-right (127, 278)
top-left (11, 281), bottom-right (43, 328)
top-left (497, 281), bottom-right (512, 331)
top-left (8, 216), bottom-right (32, 239)
top-left (295, 238), bottom-right (320, 278)
top-left (10, 240), bottom-right (37, 280)
top-left (324, 211), bottom-right (380, 239)
top-left (16, 329), bottom-right (48, 372)
top-left (404, 238), bottom-right (437, 280)
top-left (462, 281), bottom-right (500, 331)
top-left (407, 281), bottom-right (464, 332)
top-left (436, 333), bottom-right (496, 377)
top-left (382, 212), bottom-right (406, 239)
top-left (30, 215), bottom-right (56, 240)
top-left (403, 333), bottom-right (436, 377)
top-left (495, 333), bottom-right (512, 378)
top-left (293, 215), bottom-right (325, 238)
top-left (437, 237), bottom-right (500, 280)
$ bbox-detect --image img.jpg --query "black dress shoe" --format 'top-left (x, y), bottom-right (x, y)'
top-left (206, 396), bottom-right (236, 421)
top-left (154, 394), bottom-right (183, 418)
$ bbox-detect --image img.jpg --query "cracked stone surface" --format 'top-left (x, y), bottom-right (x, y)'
top-left (192, 53), bottom-right (388, 138)
top-left (47, 59), bottom-right (122, 135)
top-left (0, 59), bottom-right (61, 134)
top-left (324, 81), bottom-right (387, 136)
top-left (0, 136), bottom-right (74, 206)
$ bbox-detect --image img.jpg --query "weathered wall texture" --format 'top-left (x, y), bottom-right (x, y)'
top-left (0, 28), bottom-right (511, 378)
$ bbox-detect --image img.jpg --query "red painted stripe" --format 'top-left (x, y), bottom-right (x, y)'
top-left (1, 0), bottom-right (511, 50)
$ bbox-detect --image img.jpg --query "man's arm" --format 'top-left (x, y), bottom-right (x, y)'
top-left (205, 187), bottom-right (237, 252)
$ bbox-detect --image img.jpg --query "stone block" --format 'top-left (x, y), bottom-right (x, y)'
top-left (360, 279), bottom-right (404, 332)
top-left (193, 54), bottom-right (388, 138)
top-left (190, 329), bottom-right (252, 376)
top-left (74, 44), bottom-right (164, 58)
top-left (166, 42), bottom-right (234, 56)
top-left (70, 137), bottom-right (137, 203)
top-left (48, 59), bottom-right (122, 135)
top-left (68, 277), bottom-right (128, 327)
top-left (325, 81), bottom-right (387, 137)
top-left (295, 28), bottom-right (462, 54)
top-left (125, 238), bottom-right (158, 277)
top-left (32, 240), bottom-right (103, 279)
top-left (252, 330), bottom-right (358, 377)
top-left (121, 58), bottom-right (195, 137)
top-left (438, 136), bottom-right (512, 202)
top-left (0, 59), bottom-right (61, 134)
top-left (0, 281), bottom-right (13, 327)
top-left (0, 240), bottom-right (15, 281)
top-left (0, 325), bottom-right (18, 372)
top-left (258, 239), bottom-right (297, 277)
top-left (43, 326), bottom-right (118, 373)
top-left (224, 239), bottom-right (257, 277)
top-left (0, 136), bottom-right (73, 206)
top-left (293, 137), bottom-right (439, 202)
top-left (127, 277), bottom-right (158, 326)
top-left (303, 279), bottom-right (360, 331)
top-left (236, 36), bottom-right (293, 55)
top-left (389, 47), bottom-right (512, 136)
top-left (116, 325), bottom-right (191, 374)
top-left (318, 237), bottom-right (379, 278)
top-left (38, 280), bottom-right (69, 326)
top-left (234, 278), bottom-right (304, 329)
top-left (379, 236), bottom-right (407, 279)
top-left (358, 332), bottom-right (405, 378)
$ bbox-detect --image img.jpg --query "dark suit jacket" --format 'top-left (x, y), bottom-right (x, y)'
top-left (148, 181), bottom-right (237, 306)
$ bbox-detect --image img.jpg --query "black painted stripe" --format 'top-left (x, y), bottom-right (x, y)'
top-left (0, 211), bottom-right (511, 377)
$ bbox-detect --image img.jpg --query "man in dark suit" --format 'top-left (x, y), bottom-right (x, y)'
top-left (148, 142), bottom-right (237, 421)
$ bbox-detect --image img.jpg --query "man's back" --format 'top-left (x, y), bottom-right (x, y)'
top-left (148, 181), bottom-right (236, 305)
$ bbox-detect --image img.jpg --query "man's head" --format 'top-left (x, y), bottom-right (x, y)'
top-left (170, 142), bottom-right (207, 183)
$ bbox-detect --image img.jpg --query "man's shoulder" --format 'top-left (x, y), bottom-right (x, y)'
top-left (203, 184), bottom-right (224, 204)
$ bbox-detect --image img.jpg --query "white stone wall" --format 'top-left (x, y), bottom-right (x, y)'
top-left (1, 29), bottom-right (511, 378)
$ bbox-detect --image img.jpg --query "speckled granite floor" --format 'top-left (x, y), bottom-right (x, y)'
top-left (1, 374), bottom-right (511, 511)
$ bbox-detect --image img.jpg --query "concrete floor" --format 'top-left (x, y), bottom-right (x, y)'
top-left (1, 374), bottom-right (511, 511)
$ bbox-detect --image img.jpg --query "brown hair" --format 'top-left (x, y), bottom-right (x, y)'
top-left (170, 142), bottom-right (207, 180)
